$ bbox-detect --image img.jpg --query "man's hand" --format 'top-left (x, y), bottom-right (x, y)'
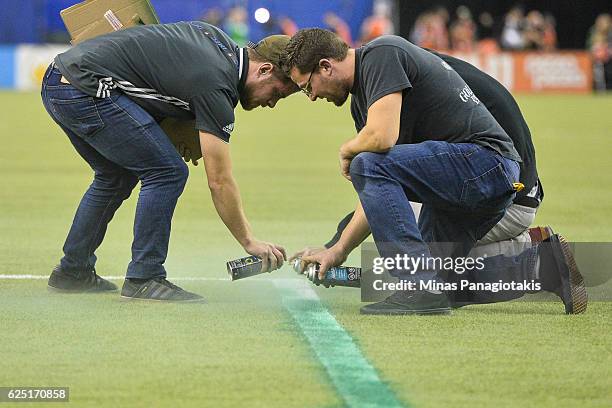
top-left (289, 246), bottom-right (326, 273)
top-left (244, 239), bottom-right (287, 272)
top-left (161, 118), bottom-right (202, 166)
top-left (339, 146), bottom-right (353, 181)
top-left (176, 142), bottom-right (199, 166)
top-left (301, 246), bottom-right (348, 280)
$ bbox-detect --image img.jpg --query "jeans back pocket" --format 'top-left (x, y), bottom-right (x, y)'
top-left (460, 163), bottom-right (514, 209)
top-left (49, 96), bottom-right (105, 137)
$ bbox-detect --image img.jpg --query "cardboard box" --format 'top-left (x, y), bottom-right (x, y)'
top-left (61, 0), bottom-right (160, 44)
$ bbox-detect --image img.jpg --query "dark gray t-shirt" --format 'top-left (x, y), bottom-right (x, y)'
top-left (55, 21), bottom-right (247, 142)
top-left (350, 36), bottom-right (520, 161)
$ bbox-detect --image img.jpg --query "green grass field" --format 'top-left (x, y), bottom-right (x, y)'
top-left (1, 91), bottom-right (611, 407)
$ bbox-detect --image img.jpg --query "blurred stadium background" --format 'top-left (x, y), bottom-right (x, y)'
top-left (1, 0), bottom-right (611, 92)
top-left (1, 1), bottom-right (611, 407)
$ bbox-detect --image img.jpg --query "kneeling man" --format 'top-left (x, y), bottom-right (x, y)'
top-left (282, 29), bottom-right (585, 315)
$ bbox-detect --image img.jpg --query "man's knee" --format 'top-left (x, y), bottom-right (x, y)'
top-left (162, 161), bottom-right (189, 200)
top-left (349, 152), bottom-right (384, 178)
top-left (173, 160), bottom-right (189, 185)
top-left (116, 174), bottom-right (139, 201)
top-left (162, 159), bottom-right (189, 191)
top-left (91, 172), bottom-right (138, 202)
top-left (141, 159), bottom-right (189, 193)
top-left (349, 152), bottom-right (387, 191)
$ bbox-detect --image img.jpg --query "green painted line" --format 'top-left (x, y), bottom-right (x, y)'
top-left (273, 279), bottom-right (406, 408)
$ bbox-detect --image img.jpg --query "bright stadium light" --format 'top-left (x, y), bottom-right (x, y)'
top-left (254, 7), bottom-right (270, 24)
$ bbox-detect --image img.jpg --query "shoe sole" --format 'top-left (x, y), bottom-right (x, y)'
top-left (558, 235), bottom-right (588, 314)
top-left (119, 295), bottom-right (206, 304)
top-left (541, 226), bottom-right (554, 241)
top-left (47, 285), bottom-right (117, 293)
top-left (529, 226), bottom-right (555, 242)
top-left (360, 307), bottom-right (451, 316)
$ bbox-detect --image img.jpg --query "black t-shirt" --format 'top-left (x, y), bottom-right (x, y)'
top-left (431, 51), bottom-right (540, 202)
top-left (324, 40), bottom-right (543, 248)
top-left (55, 21), bottom-right (247, 142)
top-left (350, 36), bottom-right (521, 162)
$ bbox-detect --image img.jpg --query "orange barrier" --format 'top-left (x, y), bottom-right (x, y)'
top-left (450, 51), bottom-right (593, 93)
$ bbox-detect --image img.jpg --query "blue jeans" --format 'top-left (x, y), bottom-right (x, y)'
top-left (41, 64), bottom-right (188, 279)
top-left (349, 141), bottom-right (520, 284)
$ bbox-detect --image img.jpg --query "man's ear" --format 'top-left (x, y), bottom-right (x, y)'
top-left (319, 59), bottom-right (333, 76)
top-left (257, 62), bottom-right (274, 77)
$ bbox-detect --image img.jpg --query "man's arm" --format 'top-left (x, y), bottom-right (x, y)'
top-left (199, 131), bottom-right (286, 270)
top-left (328, 92), bottom-right (402, 248)
top-left (331, 201), bottom-right (370, 257)
top-left (289, 209), bottom-right (366, 262)
top-left (339, 91), bottom-right (402, 179)
top-left (299, 201), bottom-right (371, 279)
top-left (290, 209), bottom-right (361, 263)
top-left (324, 211), bottom-right (356, 248)
top-left (293, 94), bottom-right (401, 274)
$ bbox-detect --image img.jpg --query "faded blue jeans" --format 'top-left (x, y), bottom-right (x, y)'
top-left (41, 64), bottom-right (188, 279)
top-left (349, 141), bottom-right (520, 285)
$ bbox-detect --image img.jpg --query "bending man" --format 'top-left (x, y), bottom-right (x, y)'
top-left (43, 22), bottom-right (297, 302)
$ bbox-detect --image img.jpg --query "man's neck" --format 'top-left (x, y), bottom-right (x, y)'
top-left (342, 49), bottom-right (356, 90)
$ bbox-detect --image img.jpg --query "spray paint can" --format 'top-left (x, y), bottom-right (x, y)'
top-left (292, 258), bottom-right (361, 288)
top-left (227, 255), bottom-right (265, 280)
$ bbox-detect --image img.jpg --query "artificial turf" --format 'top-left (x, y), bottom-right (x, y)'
top-left (0, 91), bottom-right (610, 407)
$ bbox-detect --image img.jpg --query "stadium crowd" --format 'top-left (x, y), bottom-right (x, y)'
top-left (587, 13), bottom-right (612, 90)
top-left (408, 5), bottom-right (559, 54)
top-left (199, 3), bottom-right (611, 91)
top-left (405, 6), bottom-right (611, 90)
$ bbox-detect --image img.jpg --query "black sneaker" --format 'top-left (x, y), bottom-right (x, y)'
top-left (48, 265), bottom-right (117, 293)
top-left (360, 290), bottom-right (451, 315)
top-left (121, 278), bottom-right (205, 303)
top-left (539, 234), bottom-right (587, 314)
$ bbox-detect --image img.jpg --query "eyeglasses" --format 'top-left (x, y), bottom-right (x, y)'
top-left (300, 66), bottom-right (318, 97)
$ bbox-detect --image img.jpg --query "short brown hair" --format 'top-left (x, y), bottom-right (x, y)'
top-left (281, 28), bottom-right (349, 75)
top-left (247, 48), bottom-right (294, 85)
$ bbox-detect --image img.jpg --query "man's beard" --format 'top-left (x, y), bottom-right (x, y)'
top-left (239, 83), bottom-right (256, 111)
top-left (332, 88), bottom-right (350, 106)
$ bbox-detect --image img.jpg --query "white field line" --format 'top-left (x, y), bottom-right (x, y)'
top-left (0, 275), bottom-right (310, 283)
top-left (0, 275), bottom-right (230, 281)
